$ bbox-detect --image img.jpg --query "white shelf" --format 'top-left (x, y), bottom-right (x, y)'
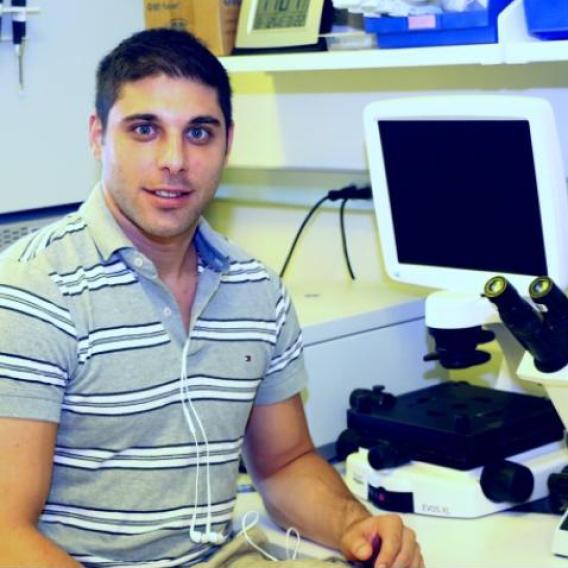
top-left (219, 0), bottom-right (568, 74)
top-left (220, 43), bottom-right (503, 73)
top-left (498, 0), bottom-right (568, 64)
top-left (505, 39), bottom-right (568, 64)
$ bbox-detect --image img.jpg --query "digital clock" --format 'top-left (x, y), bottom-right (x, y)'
top-left (234, 0), bottom-right (326, 50)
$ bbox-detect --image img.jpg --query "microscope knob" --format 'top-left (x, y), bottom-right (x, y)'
top-left (349, 389), bottom-right (375, 413)
top-left (371, 385), bottom-right (397, 410)
top-left (480, 460), bottom-right (534, 503)
top-left (335, 428), bottom-right (361, 462)
top-left (367, 441), bottom-right (409, 470)
top-left (548, 472), bottom-right (568, 514)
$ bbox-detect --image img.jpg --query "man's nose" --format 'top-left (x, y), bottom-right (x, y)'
top-left (158, 136), bottom-right (186, 174)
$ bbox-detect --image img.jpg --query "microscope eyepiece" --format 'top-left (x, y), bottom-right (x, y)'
top-left (483, 276), bottom-right (537, 320)
top-left (527, 276), bottom-right (568, 372)
top-left (485, 275), bottom-right (568, 373)
top-left (484, 275), bottom-right (509, 299)
top-left (529, 276), bottom-right (554, 300)
top-left (483, 275), bottom-right (553, 369)
top-left (529, 276), bottom-right (568, 321)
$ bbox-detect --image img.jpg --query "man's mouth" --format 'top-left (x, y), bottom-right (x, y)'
top-left (154, 190), bottom-right (186, 198)
top-left (145, 187), bottom-right (191, 200)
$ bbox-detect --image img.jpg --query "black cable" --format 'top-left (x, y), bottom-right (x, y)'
top-left (279, 194), bottom-right (329, 278)
top-left (279, 184), bottom-right (372, 279)
top-left (339, 197), bottom-right (356, 280)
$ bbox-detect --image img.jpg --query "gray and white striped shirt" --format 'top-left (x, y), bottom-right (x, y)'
top-left (0, 186), bottom-right (308, 567)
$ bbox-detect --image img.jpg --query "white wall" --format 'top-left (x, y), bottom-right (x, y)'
top-left (228, 64), bottom-right (568, 170)
top-left (0, 0), bottom-right (144, 214)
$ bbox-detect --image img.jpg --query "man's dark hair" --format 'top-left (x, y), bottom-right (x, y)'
top-left (95, 28), bottom-right (232, 132)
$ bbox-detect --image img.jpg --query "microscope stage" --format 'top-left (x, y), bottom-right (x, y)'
top-left (347, 381), bottom-right (564, 470)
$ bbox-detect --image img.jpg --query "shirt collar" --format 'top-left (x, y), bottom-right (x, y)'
top-left (79, 183), bottom-right (133, 262)
top-left (79, 183), bottom-right (231, 272)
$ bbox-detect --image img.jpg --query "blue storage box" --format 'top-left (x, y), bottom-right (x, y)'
top-left (364, 0), bottom-right (514, 49)
top-left (524, 0), bottom-right (568, 40)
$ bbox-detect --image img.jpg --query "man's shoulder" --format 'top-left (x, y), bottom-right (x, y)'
top-left (198, 221), bottom-right (290, 315)
top-left (0, 211), bottom-right (95, 288)
top-left (2, 211), bottom-right (86, 257)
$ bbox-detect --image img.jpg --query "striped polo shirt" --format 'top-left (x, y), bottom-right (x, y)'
top-left (0, 185), bottom-right (308, 567)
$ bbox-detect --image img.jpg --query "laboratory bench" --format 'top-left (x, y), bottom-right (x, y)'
top-left (284, 279), bottom-right (435, 448)
top-left (238, 281), bottom-right (568, 566)
top-left (233, 488), bottom-right (568, 568)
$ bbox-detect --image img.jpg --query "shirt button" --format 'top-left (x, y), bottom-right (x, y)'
top-left (163, 307), bottom-right (172, 318)
top-left (134, 256), bottom-right (144, 268)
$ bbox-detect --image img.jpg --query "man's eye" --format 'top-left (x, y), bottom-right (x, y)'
top-left (132, 124), bottom-right (156, 137)
top-left (186, 127), bottom-right (211, 142)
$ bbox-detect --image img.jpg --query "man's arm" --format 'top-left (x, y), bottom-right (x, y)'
top-left (242, 394), bottom-right (423, 568)
top-left (0, 417), bottom-right (82, 568)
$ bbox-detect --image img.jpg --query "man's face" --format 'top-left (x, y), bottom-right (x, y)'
top-left (89, 74), bottom-right (233, 244)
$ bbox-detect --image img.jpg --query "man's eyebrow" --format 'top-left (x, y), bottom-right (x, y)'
top-left (120, 114), bottom-right (222, 128)
top-left (122, 113), bottom-right (158, 123)
top-left (189, 116), bottom-right (222, 128)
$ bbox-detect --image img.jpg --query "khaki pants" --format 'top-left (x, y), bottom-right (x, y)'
top-left (195, 527), bottom-right (351, 568)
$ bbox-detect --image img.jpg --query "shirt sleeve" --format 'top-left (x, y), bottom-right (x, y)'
top-left (254, 276), bottom-right (309, 405)
top-left (0, 258), bottom-right (78, 423)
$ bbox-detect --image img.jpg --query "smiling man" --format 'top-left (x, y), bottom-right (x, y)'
top-left (0, 29), bottom-right (422, 568)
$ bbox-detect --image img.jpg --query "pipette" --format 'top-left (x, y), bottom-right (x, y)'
top-left (12, 0), bottom-right (26, 90)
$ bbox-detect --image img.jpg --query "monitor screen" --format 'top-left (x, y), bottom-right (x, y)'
top-left (364, 95), bottom-right (568, 294)
top-left (377, 119), bottom-right (547, 277)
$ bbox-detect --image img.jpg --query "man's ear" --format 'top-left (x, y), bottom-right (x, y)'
top-left (89, 114), bottom-right (104, 160)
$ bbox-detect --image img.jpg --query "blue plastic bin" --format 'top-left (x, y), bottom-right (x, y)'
top-left (524, 0), bottom-right (568, 40)
top-left (364, 0), bottom-right (514, 48)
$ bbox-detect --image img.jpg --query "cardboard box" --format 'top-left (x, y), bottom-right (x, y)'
top-left (144, 1), bottom-right (194, 32)
top-left (144, 0), bottom-right (242, 56)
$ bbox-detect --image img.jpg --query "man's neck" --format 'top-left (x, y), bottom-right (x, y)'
top-left (102, 189), bottom-right (197, 282)
top-left (128, 228), bottom-right (197, 283)
top-left (114, 212), bottom-right (199, 332)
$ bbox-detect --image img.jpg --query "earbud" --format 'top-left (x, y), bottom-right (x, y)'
top-left (207, 531), bottom-right (226, 545)
top-left (190, 529), bottom-right (206, 544)
top-left (189, 529), bottom-right (226, 545)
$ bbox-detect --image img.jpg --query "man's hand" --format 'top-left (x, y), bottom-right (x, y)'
top-left (340, 514), bottom-right (424, 568)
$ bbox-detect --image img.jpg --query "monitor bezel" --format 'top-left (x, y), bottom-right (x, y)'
top-left (364, 95), bottom-right (568, 294)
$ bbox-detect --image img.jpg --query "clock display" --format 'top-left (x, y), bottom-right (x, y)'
top-left (252, 0), bottom-right (310, 30)
top-left (234, 0), bottom-right (325, 50)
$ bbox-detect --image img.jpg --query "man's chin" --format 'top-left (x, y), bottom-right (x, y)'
top-left (139, 222), bottom-right (198, 244)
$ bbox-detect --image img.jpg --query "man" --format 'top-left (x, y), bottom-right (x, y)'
top-left (0, 29), bottom-right (422, 568)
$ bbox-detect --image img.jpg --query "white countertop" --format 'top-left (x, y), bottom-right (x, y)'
top-left (234, 490), bottom-right (568, 568)
top-left (286, 280), bottom-right (428, 346)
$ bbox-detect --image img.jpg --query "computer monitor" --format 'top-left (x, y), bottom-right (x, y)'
top-left (364, 95), bottom-right (568, 295)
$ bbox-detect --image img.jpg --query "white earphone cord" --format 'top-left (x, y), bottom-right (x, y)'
top-left (180, 340), bottom-right (201, 543)
top-left (180, 338), bottom-right (225, 545)
top-left (240, 511), bottom-right (301, 562)
top-left (181, 341), bottom-right (300, 554)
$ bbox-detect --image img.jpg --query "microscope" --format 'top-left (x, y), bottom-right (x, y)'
top-left (341, 284), bottom-right (568, 520)
top-left (348, 93), bottom-right (568, 552)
